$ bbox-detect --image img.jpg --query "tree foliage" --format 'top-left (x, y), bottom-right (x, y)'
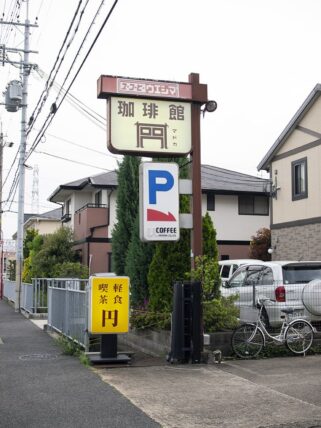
top-left (125, 214), bottom-right (154, 308)
top-left (23, 229), bottom-right (38, 259)
top-left (202, 212), bottom-right (218, 259)
top-left (51, 262), bottom-right (88, 279)
top-left (147, 157), bottom-right (191, 312)
top-left (249, 227), bottom-right (271, 261)
top-left (189, 214), bottom-right (221, 299)
top-left (147, 228), bottom-right (191, 312)
top-left (112, 156), bottom-right (141, 275)
top-left (22, 227), bottom-right (85, 282)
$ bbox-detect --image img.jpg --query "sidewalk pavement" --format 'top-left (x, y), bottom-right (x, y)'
top-left (2, 298), bottom-right (321, 428)
top-left (0, 299), bottom-right (159, 428)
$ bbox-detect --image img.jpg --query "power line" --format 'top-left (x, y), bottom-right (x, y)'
top-left (55, 0), bottom-right (104, 104)
top-left (34, 149), bottom-right (112, 171)
top-left (26, 0), bottom-right (119, 162)
top-left (31, 67), bottom-right (106, 128)
top-left (43, 131), bottom-right (120, 160)
top-left (26, 0), bottom-right (85, 133)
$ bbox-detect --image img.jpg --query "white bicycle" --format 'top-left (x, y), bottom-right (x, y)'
top-left (231, 298), bottom-right (315, 359)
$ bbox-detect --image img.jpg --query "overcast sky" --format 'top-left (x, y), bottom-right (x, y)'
top-left (1, 0), bottom-right (321, 239)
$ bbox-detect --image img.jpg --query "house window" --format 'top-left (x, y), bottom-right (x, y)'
top-left (206, 193), bottom-right (215, 211)
top-left (292, 157), bottom-right (307, 200)
top-left (238, 195), bottom-right (269, 215)
top-left (65, 199), bottom-right (71, 215)
top-left (95, 190), bottom-right (102, 206)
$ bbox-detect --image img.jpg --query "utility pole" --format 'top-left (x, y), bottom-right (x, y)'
top-left (15, 0), bottom-right (31, 311)
top-left (0, 1), bottom-right (38, 310)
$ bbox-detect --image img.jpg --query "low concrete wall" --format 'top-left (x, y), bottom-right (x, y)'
top-left (118, 328), bottom-right (321, 359)
top-left (210, 331), bottom-right (233, 356)
top-left (118, 328), bottom-right (233, 358)
top-left (118, 329), bottom-right (171, 357)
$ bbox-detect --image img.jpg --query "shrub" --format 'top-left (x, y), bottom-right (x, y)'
top-left (130, 309), bottom-right (171, 331)
top-left (203, 295), bottom-right (239, 332)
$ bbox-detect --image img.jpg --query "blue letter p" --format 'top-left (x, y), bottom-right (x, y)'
top-left (148, 170), bottom-right (174, 204)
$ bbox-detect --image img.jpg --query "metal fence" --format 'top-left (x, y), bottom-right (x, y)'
top-left (4, 280), bottom-right (36, 313)
top-left (47, 279), bottom-right (89, 349)
top-left (4, 278), bottom-right (90, 349)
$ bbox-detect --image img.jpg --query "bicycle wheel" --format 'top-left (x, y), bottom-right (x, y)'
top-left (231, 323), bottom-right (264, 359)
top-left (285, 320), bottom-right (314, 354)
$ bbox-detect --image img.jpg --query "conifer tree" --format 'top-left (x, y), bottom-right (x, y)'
top-left (125, 214), bottom-right (154, 308)
top-left (202, 211), bottom-right (218, 259)
top-left (112, 156), bottom-right (141, 275)
top-left (147, 157), bottom-right (191, 312)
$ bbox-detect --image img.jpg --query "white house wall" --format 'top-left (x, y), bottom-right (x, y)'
top-left (32, 220), bottom-right (61, 236)
top-left (300, 96), bottom-right (321, 134)
top-left (107, 192), bottom-right (269, 241)
top-left (202, 194), bottom-right (269, 241)
top-left (108, 191), bottom-right (117, 239)
top-left (277, 129), bottom-right (312, 155)
top-left (277, 97), bottom-right (321, 156)
top-left (68, 192), bottom-right (91, 229)
top-left (272, 145), bottom-right (321, 224)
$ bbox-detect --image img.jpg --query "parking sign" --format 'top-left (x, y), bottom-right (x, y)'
top-left (139, 162), bottom-right (180, 241)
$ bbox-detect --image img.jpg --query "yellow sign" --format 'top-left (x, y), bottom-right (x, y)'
top-left (88, 276), bottom-right (129, 334)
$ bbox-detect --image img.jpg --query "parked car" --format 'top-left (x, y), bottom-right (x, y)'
top-left (219, 259), bottom-right (261, 287)
top-left (221, 261), bottom-right (321, 327)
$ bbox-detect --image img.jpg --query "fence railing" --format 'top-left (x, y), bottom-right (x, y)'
top-left (3, 278), bottom-right (87, 315)
top-left (4, 280), bottom-right (35, 314)
top-left (3, 278), bottom-right (90, 349)
top-left (47, 279), bottom-right (89, 349)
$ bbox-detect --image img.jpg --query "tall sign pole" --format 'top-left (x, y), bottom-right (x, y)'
top-left (189, 73), bottom-right (203, 265)
top-left (97, 73), bottom-right (208, 265)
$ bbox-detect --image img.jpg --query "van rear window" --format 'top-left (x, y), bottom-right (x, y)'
top-left (282, 265), bottom-right (321, 284)
top-left (221, 265), bottom-right (231, 278)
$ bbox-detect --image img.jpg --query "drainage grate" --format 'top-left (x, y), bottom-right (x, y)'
top-left (19, 353), bottom-right (58, 361)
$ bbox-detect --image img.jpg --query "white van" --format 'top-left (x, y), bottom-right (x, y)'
top-left (219, 259), bottom-right (261, 287)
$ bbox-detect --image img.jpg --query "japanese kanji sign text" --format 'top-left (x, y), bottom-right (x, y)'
top-left (88, 276), bottom-right (129, 334)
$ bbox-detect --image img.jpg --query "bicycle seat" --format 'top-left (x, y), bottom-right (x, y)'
top-left (280, 307), bottom-right (295, 314)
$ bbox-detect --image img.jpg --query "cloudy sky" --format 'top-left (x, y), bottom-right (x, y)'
top-left (1, 0), bottom-right (321, 239)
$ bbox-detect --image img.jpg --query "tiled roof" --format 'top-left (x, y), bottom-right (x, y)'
top-left (49, 164), bottom-right (269, 203)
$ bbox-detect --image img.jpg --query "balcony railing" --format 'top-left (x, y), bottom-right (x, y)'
top-left (61, 213), bottom-right (71, 223)
top-left (75, 203), bottom-right (107, 214)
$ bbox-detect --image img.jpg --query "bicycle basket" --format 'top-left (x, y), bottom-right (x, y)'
top-left (240, 306), bottom-right (259, 323)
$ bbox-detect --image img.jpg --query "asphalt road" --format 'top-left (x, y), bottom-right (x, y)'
top-left (3, 297), bottom-right (321, 428)
top-left (0, 300), bottom-right (159, 428)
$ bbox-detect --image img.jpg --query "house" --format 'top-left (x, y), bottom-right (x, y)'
top-left (12, 207), bottom-right (62, 239)
top-left (48, 165), bottom-right (270, 274)
top-left (2, 239), bottom-right (15, 280)
top-left (201, 165), bottom-right (270, 259)
top-left (48, 171), bottom-right (117, 275)
top-left (258, 83), bottom-right (321, 260)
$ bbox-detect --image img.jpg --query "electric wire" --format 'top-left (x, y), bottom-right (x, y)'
top-left (34, 149), bottom-right (112, 172)
top-left (26, 0), bottom-right (119, 162)
top-left (31, 67), bottom-right (106, 128)
top-left (26, 0), bottom-right (84, 133)
top-left (55, 0), bottom-right (104, 104)
top-left (44, 132), bottom-right (119, 160)
top-left (27, 0), bottom-right (106, 136)
top-left (0, 0), bottom-right (19, 45)
top-left (2, 146), bottom-right (19, 187)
